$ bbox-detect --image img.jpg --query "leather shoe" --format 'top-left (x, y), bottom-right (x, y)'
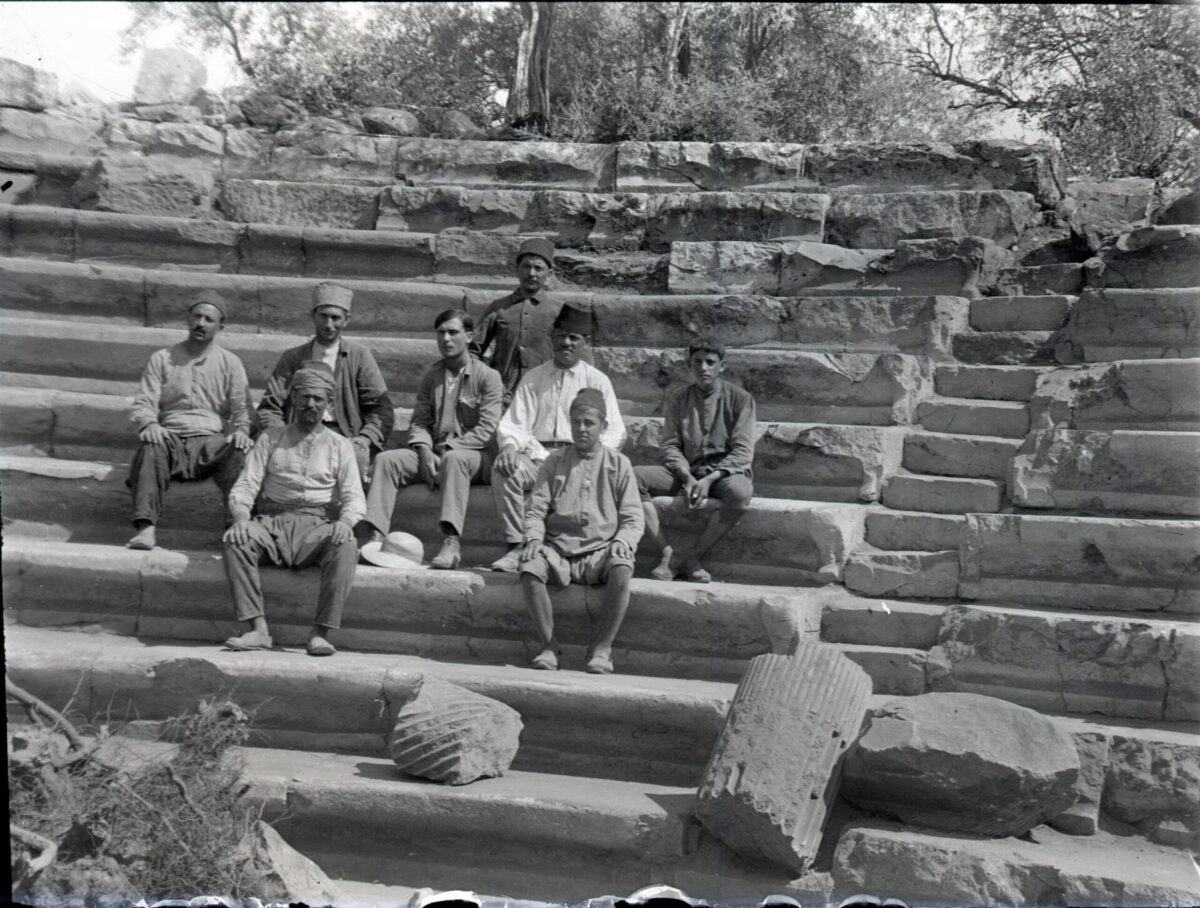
top-left (431, 535), bottom-right (462, 570)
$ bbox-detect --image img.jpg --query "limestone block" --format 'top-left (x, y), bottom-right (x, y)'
top-left (6, 204), bottom-right (75, 259)
top-left (591, 294), bottom-right (786, 348)
top-left (361, 106), bottom-right (422, 137)
top-left (1158, 187), bottom-right (1200, 225)
top-left (386, 672), bottom-right (522, 785)
top-left (777, 242), bottom-right (885, 295)
top-left (378, 186), bottom-right (531, 233)
top-left (959, 512), bottom-right (1200, 614)
top-left (265, 133), bottom-right (399, 184)
top-left (240, 223), bottom-right (304, 275)
top-left (236, 90), bottom-right (304, 130)
top-left (0, 258), bottom-right (146, 322)
top-left (221, 127), bottom-right (269, 165)
top-left (617, 141), bottom-right (812, 192)
top-left (645, 191), bottom-right (828, 249)
top-left (148, 121), bottom-right (224, 158)
top-left (668, 240), bottom-right (780, 295)
top-left (218, 178), bottom-right (379, 229)
top-left (395, 137), bottom-right (616, 191)
top-left (107, 116), bottom-right (157, 152)
top-left (904, 432), bottom-right (1021, 481)
top-left (917, 398), bottom-right (1030, 437)
top-left (0, 108), bottom-right (105, 156)
top-left (240, 821), bottom-right (342, 905)
top-left (833, 822), bottom-right (1199, 908)
top-left (843, 692), bottom-right (1079, 835)
top-left (955, 139), bottom-right (1068, 206)
top-left (302, 227), bottom-right (435, 281)
top-left (826, 190), bottom-right (1039, 249)
top-left (969, 295), bottom-right (1072, 332)
top-left (927, 604), bottom-right (1187, 719)
top-left (190, 88), bottom-right (227, 118)
top-left (553, 247), bottom-right (668, 294)
top-left (695, 648), bottom-right (872, 874)
top-left (71, 157), bottom-right (216, 218)
top-left (865, 511), bottom-right (965, 553)
top-left (843, 549), bottom-right (960, 599)
top-left (873, 236), bottom-right (1013, 298)
top-left (134, 103), bottom-right (202, 123)
top-left (953, 330), bottom-right (1057, 365)
top-left (934, 364), bottom-right (1044, 402)
top-left (882, 474), bottom-right (1003, 514)
top-left (1089, 225), bottom-right (1200, 290)
top-left (805, 142), bottom-right (978, 193)
top-left (132, 48), bottom-right (205, 105)
top-left (525, 190), bottom-right (649, 248)
top-left (1104, 735), bottom-right (1200, 844)
top-left (1011, 428), bottom-right (1200, 516)
top-left (754, 423), bottom-right (903, 503)
top-left (1030, 360), bottom-right (1200, 431)
top-left (0, 58), bottom-right (58, 111)
top-left (433, 109), bottom-right (486, 139)
top-left (1057, 288), bottom-right (1200, 361)
top-left (432, 231), bottom-right (525, 281)
top-left (1069, 176), bottom-right (1156, 248)
top-left (1048, 732), bottom-right (1108, 836)
top-left (1001, 262), bottom-right (1085, 296)
top-left (778, 295), bottom-right (969, 360)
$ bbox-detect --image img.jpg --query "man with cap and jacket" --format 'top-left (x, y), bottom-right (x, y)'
top-left (258, 282), bottom-right (394, 481)
top-left (222, 360), bottom-right (365, 657)
top-left (490, 303), bottom-right (625, 573)
top-left (126, 290), bottom-right (253, 551)
top-left (473, 237), bottom-right (591, 406)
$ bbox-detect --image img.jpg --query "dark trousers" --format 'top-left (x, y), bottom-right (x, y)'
top-left (127, 432), bottom-right (244, 526)
top-left (634, 464), bottom-right (754, 525)
top-left (222, 510), bottom-right (358, 629)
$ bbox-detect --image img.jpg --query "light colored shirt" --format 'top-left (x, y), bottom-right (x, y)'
top-left (130, 342), bottom-right (251, 437)
top-left (497, 359), bottom-right (625, 462)
top-left (524, 445), bottom-right (644, 556)
top-left (310, 338), bottom-right (341, 422)
top-left (660, 379), bottom-right (757, 479)
top-left (228, 424), bottom-right (366, 525)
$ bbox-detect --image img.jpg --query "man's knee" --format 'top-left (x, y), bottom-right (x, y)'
top-left (440, 449), bottom-right (475, 477)
top-left (373, 449), bottom-right (407, 482)
top-left (717, 479), bottom-right (753, 522)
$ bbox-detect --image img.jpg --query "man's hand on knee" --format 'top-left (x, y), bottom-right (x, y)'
top-left (226, 429), bottom-right (253, 452)
top-left (495, 448), bottom-right (521, 476)
top-left (329, 521), bottom-right (353, 546)
top-left (224, 519), bottom-right (252, 546)
top-left (416, 446), bottom-right (441, 490)
top-left (609, 539), bottom-right (633, 562)
top-left (520, 538), bottom-right (543, 564)
top-left (139, 424), bottom-right (170, 446)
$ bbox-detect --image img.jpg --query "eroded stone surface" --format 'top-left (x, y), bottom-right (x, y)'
top-left (0, 58), bottom-right (58, 111)
top-left (695, 648), bottom-right (872, 874)
top-left (842, 692), bottom-right (1079, 836)
top-left (826, 190), bottom-right (1038, 249)
top-left (362, 106), bottom-right (421, 137)
top-left (1088, 226), bottom-right (1200, 290)
top-left (0, 108), bottom-right (105, 156)
top-left (843, 549), bottom-right (959, 599)
top-left (133, 48), bottom-right (206, 106)
top-left (1030, 360), bottom-right (1200, 431)
top-left (71, 157), bottom-right (216, 218)
top-left (1056, 288), bottom-right (1200, 362)
top-left (1069, 176), bottom-right (1156, 249)
top-left (240, 821), bottom-right (342, 905)
top-left (378, 185), bottom-right (532, 234)
top-left (396, 137), bottom-right (616, 191)
top-left (1048, 732), bottom-right (1108, 836)
top-left (1104, 735), bottom-right (1200, 848)
top-left (617, 141), bottom-right (813, 192)
top-left (219, 178), bottom-right (379, 229)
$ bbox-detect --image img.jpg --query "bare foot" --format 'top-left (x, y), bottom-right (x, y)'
top-left (223, 629), bottom-right (273, 651)
top-left (531, 647), bottom-right (558, 670)
top-left (306, 635), bottom-right (336, 656)
top-left (586, 646), bottom-right (614, 674)
top-left (126, 524), bottom-right (156, 550)
top-left (649, 545), bottom-right (675, 581)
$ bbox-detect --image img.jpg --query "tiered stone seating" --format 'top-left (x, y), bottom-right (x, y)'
top-left (4, 100), bottom-right (1198, 903)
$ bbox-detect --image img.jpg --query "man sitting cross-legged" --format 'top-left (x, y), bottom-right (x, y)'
top-left (126, 290), bottom-right (253, 550)
top-left (519, 388), bottom-right (644, 675)
top-left (358, 309), bottom-right (503, 570)
top-left (490, 303), bottom-right (625, 573)
top-left (635, 338), bottom-right (757, 583)
top-left (221, 361), bottom-right (365, 657)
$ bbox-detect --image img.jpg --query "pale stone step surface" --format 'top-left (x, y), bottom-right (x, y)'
top-left (1029, 359), bottom-right (1200, 431)
top-left (4, 623), bottom-right (732, 787)
top-left (882, 472), bottom-right (1005, 514)
top-left (818, 594), bottom-right (946, 649)
top-left (395, 138), bottom-right (617, 192)
top-left (1056, 287), bottom-right (1200, 362)
top-left (864, 510), bottom-right (966, 552)
top-left (842, 546), bottom-right (960, 599)
top-left (952, 330), bottom-right (1058, 365)
top-left (824, 189), bottom-right (1038, 249)
top-left (968, 294), bottom-right (1073, 332)
top-left (903, 430), bottom-right (1023, 480)
top-left (916, 397), bottom-right (1029, 438)
top-left (934, 363), bottom-right (1048, 401)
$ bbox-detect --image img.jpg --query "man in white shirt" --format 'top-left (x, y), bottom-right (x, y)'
top-left (490, 303), bottom-right (625, 573)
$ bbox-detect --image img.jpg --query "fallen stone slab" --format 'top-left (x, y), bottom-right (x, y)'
top-left (362, 106), bottom-right (421, 137)
top-left (219, 178), bottom-right (380, 229)
top-left (0, 107), bottom-right (106, 156)
top-left (395, 138), bottom-right (616, 192)
top-left (1029, 359), bottom-right (1200, 431)
top-left (695, 647), bottom-right (873, 874)
top-left (1087, 225), bottom-right (1200, 290)
top-left (926, 603), bottom-right (1198, 721)
top-left (241, 821), bottom-right (343, 906)
top-left (0, 58), bottom-right (58, 111)
top-left (959, 512), bottom-right (1200, 615)
top-left (71, 156), bottom-right (217, 218)
top-left (617, 141), bottom-right (813, 192)
top-left (842, 548), bottom-right (959, 599)
top-left (1069, 176), bottom-right (1156, 249)
top-left (1010, 428), bottom-right (1200, 517)
top-left (388, 673), bottom-right (523, 785)
top-left (1056, 288), bottom-right (1200, 362)
top-left (833, 821), bottom-right (1199, 908)
top-left (825, 190), bottom-right (1039, 249)
top-left (842, 692), bottom-right (1079, 836)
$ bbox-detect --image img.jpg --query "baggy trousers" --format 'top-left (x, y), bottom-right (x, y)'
top-left (127, 432), bottom-right (244, 526)
top-left (365, 447), bottom-right (493, 537)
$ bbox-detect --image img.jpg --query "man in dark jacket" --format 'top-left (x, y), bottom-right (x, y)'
top-left (257, 283), bottom-right (394, 481)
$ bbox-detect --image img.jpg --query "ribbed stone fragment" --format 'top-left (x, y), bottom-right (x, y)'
top-left (388, 673), bottom-right (523, 785)
top-left (695, 647), bottom-right (872, 874)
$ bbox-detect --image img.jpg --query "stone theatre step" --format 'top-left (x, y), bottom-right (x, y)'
top-left (902, 430), bottom-right (1024, 481)
top-left (882, 472), bottom-right (1005, 514)
top-left (4, 624), bottom-right (732, 788)
top-left (952, 329), bottom-right (1059, 365)
top-left (916, 396), bottom-right (1029, 438)
top-left (934, 363), bottom-right (1050, 401)
top-left (967, 294), bottom-right (1073, 332)
top-left (1056, 287), bottom-right (1200, 362)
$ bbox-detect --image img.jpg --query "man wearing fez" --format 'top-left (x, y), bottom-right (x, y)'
top-left (635, 338), bottom-right (757, 583)
top-left (359, 309), bottom-right (504, 570)
top-left (474, 237), bottom-right (591, 405)
top-left (490, 303), bottom-right (625, 573)
top-left (518, 388), bottom-right (644, 674)
top-left (222, 361), bottom-right (365, 656)
top-left (126, 290), bottom-right (252, 551)
top-left (257, 282), bottom-right (393, 481)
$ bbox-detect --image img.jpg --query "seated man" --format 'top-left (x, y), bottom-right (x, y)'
top-left (635, 338), bottom-right (756, 583)
top-left (126, 290), bottom-right (252, 550)
top-left (519, 388), bottom-right (644, 674)
top-left (257, 282), bottom-right (393, 481)
top-left (490, 303), bottom-right (625, 573)
top-left (473, 237), bottom-right (591, 405)
top-left (222, 361), bottom-right (365, 657)
top-left (359, 308), bottom-right (503, 570)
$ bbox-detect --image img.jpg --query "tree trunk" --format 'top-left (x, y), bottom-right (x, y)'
top-left (507, 1), bottom-right (556, 132)
top-left (663, 2), bottom-right (691, 88)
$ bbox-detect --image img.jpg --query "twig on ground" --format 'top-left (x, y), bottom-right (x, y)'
top-left (11, 824), bottom-right (58, 877)
top-left (6, 676), bottom-right (88, 752)
top-left (166, 764), bottom-right (207, 822)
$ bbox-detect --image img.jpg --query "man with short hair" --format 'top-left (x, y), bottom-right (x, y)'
top-left (474, 237), bottom-right (590, 405)
top-left (490, 303), bottom-right (625, 573)
top-left (359, 309), bottom-right (504, 570)
top-left (519, 388), bottom-right (644, 674)
top-left (635, 338), bottom-right (757, 583)
top-left (222, 361), bottom-right (365, 657)
top-left (126, 290), bottom-right (252, 551)
top-left (257, 282), bottom-right (393, 480)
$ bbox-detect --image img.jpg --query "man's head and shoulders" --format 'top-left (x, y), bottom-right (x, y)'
top-left (672, 337), bottom-right (751, 408)
top-left (162, 290), bottom-right (237, 367)
top-left (423, 308), bottom-right (499, 386)
top-left (546, 388), bottom-right (629, 476)
top-left (483, 237), bottom-right (558, 316)
top-left (276, 283), bottom-right (365, 366)
top-left (261, 361), bottom-right (348, 451)
top-left (523, 302), bottom-right (604, 385)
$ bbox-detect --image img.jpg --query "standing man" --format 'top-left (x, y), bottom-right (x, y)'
top-left (257, 283), bottom-right (394, 481)
top-left (359, 309), bottom-right (503, 570)
top-left (490, 303), bottom-right (625, 573)
top-left (222, 361), bottom-right (365, 657)
top-left (474, 237), bottom-right (590, 405)
top-left (635, 339), bottom-right (757, 583)
top-left (126, 290), bottom-right (252, 550)
top-left (519, 388), bottom-right (644, 674)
